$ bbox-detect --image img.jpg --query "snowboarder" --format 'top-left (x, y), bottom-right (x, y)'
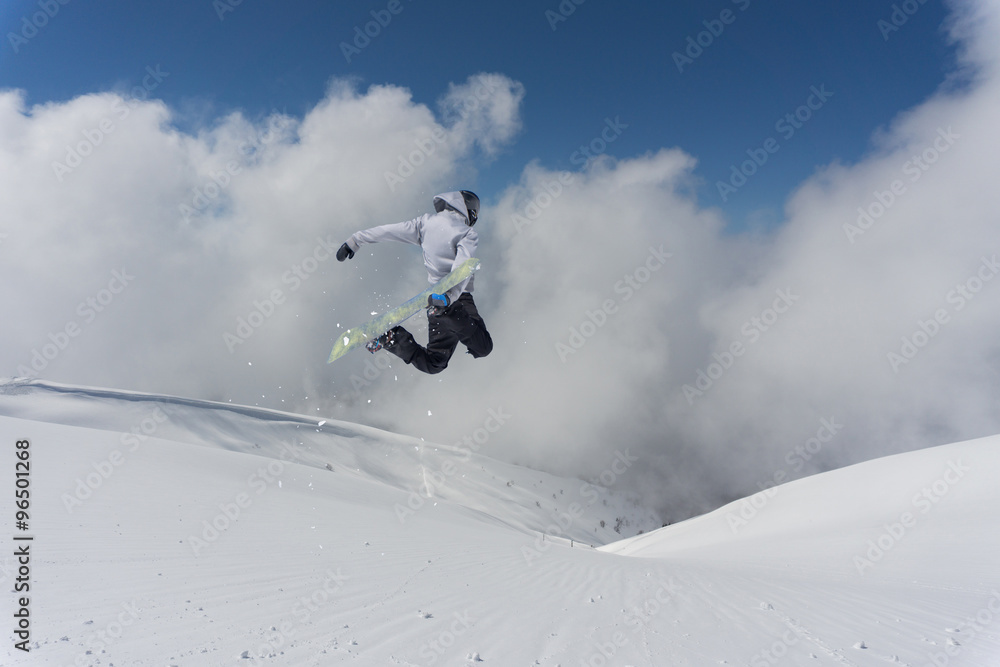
top-left (335, 191), bottom-right (493, 374)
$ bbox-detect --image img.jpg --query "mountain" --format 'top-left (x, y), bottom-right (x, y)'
top-left (1, 378), bottom-right (997, 666)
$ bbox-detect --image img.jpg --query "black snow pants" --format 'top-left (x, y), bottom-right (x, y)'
top-left (388, 292), bottom-right (493, 374)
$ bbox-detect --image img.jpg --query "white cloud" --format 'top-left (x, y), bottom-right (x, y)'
top-left (437, 72), bottom-right (526, 157)
top-left (0, 74), bottom-right (523, 403)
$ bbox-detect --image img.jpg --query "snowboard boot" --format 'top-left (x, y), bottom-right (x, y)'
top-left (365, 327), bottom-right (399, 353)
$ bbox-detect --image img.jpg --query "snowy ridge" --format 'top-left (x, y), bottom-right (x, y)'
top-left (604, 434), bottom-right (999, 567)
top-left (1, 379), bottom-right (998, 666)
top-left (0, 378), bottom-right (658, 545)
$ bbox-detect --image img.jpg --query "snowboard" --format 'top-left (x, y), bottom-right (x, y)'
top-left (327, 258), bottom-right (480, 363)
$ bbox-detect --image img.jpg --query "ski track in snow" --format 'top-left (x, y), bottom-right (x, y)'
top-left (1, 378), bottom-right (999, 666)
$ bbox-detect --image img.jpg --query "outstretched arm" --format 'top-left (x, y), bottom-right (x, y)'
top-left (337, 217), bottom-right (425, 260)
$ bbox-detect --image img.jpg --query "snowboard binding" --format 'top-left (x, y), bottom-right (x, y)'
top-left (427, 292), bottom-right (450, 317)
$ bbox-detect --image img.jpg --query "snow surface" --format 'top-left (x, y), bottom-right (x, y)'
top-left (1, 378), bottom-right (998, 666)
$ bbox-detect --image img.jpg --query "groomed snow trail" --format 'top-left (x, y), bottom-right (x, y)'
top-left (1, 379), bottom-right (998, 666)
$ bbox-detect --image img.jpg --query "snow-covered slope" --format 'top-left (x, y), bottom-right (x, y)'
top-left (1, 379), bottom-right (998, 666)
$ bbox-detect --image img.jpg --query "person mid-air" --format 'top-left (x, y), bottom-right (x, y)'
top-left (336, 190), bottom-right (493, 374)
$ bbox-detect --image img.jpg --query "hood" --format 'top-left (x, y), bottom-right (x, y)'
top-left (433, 191), bottom-right (474, 225)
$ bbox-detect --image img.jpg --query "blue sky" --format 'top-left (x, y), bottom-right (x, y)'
top-left (1, 0), bottom-right (957, 230)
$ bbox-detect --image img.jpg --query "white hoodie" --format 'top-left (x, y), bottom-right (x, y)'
top-left (346, 192), bottom-right (478, 302)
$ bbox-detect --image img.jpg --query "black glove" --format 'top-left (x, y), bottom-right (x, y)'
top-left (336, 242), bottom-right (355, 261)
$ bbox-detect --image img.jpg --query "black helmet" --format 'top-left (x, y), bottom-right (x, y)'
top-left (460, 190), bottom-right (480, 226)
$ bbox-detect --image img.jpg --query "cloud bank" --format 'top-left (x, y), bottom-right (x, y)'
top-left (4, 1), bottom-right (1000, 521)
